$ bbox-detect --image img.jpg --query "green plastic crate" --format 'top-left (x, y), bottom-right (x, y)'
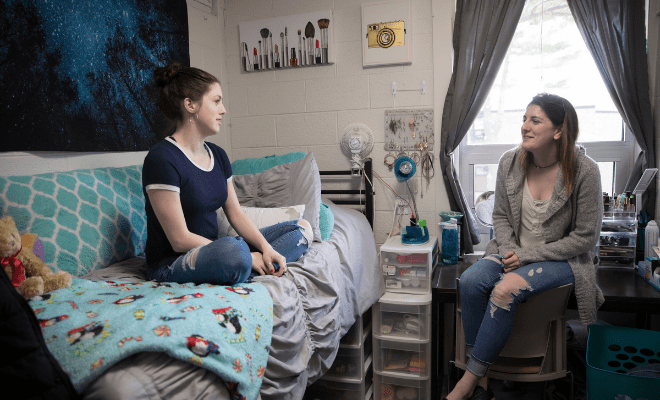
top-left (586, 325), bottom-right (660, 400)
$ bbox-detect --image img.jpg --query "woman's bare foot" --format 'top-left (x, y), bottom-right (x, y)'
top-left (445, 372), bottom-right (486, 400)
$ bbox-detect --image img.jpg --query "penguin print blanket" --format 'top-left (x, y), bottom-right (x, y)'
top-left (30, 278), bottom-right (273, 400)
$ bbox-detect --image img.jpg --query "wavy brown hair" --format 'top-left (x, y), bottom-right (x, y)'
top-left (519, 93), bottom-right (579, 194)
top-left (153, 62), bottom-right (218, 136)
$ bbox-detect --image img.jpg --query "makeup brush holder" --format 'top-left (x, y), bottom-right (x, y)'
top-left (239, 10), bottom-right (334, 73)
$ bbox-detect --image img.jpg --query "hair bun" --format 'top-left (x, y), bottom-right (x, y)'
top-left (154, 62), bottom-right (183, 88)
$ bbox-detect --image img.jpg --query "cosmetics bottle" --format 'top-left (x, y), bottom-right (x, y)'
top-left (253, 47), bottom-right (259, 70)
top-left (274, 44), bottom-right (280, 68)
top-left (290, 48), bottom-right (297, 67)
top-left (315, 40), bottom-right (321, 64)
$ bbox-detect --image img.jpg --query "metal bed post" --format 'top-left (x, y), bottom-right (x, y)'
top-left (319, 158), bottom-right (374, 229)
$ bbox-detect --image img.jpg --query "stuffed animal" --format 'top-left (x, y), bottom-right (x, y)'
top-left (0, 216), bottom-right (72, 298)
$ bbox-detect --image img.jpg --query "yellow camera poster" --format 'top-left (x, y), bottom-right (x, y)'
top-left (362, 1), bottom-right (412, 67)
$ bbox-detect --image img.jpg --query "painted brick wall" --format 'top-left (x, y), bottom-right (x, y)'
top-left (223, 0), bottom-right (453, 246)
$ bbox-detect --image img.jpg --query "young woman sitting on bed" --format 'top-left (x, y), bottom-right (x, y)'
top-left (142, 62), bottom-right (312, 285)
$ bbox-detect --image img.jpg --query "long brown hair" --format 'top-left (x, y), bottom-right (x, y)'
top-left (152, 62), bottom-right (218, 136)
top-left (519, 93), bottom-right (579, 194)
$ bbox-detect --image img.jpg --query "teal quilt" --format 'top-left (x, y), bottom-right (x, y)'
top-left (31, 278), bottom-right (273, 400)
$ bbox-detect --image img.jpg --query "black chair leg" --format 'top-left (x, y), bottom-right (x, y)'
top-left (447, 361), bottom-right (456, 393)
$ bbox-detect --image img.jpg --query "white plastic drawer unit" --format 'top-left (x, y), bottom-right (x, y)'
top-left (374, 373), bottom-right (430, 400)
top-left (373, 337), bottom-right (430, 379)
top-left (341, 308), bottom-right (372, 347)
top-left (324, 334), bottom-right (373, 382)
top-left (373, 292), bottom-right (431, 341)
top-left (305, 364), bottom-right (374, 400)
top-left (380, 235), bottom-right (438, 294)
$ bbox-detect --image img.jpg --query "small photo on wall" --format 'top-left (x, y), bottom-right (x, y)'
top-left (362, 0), bottom-right (412, 67)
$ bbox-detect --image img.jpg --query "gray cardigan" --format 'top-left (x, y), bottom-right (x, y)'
top-left (485, 146), bottom-right (605, 325)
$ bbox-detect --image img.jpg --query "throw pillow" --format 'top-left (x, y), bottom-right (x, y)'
top-left (0, 165), bottom-right (147, 276)
top-left (232, 153), bottom-right (323, 242)
top-left (319, 202), bottom-right (334, 241)
top-left (217, 205), bottom-right (305, 237)
top-left (231, 152), bottom-right (307, 176)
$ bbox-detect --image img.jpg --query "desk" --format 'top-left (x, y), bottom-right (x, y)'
top-left (430, 263), bottom-right (660, 398)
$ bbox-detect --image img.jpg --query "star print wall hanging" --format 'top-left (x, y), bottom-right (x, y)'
top-left (0, 0), bottom-right (189, 152)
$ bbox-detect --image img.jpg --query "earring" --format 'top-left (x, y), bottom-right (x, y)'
top-left (195, 113), bottom-right (199, 120)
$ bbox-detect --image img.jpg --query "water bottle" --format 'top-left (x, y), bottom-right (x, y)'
top-left (644, 220), bottom-right (659, 260)
top-left (441, 218), bottom-right (459, 265)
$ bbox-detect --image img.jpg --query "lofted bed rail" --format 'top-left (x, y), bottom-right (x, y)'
top-left (319, 158), bottom-right (374, 229)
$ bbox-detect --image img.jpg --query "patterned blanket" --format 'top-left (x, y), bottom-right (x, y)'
top-left (30, 278), bottom-right (273, 400)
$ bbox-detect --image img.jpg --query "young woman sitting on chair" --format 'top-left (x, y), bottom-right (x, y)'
top-left (445, 93), bottom-right (605, 400)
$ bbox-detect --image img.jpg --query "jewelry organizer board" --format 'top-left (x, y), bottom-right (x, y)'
top-left (239, 10), bottom-right (334, 71)
top-left (361, 0), bottom-right (412, 67)
top-left (384, 108), bottom-right (434, 152)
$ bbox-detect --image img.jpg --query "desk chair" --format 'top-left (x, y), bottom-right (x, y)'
top-left (452, 279), bottom-right (574, 400)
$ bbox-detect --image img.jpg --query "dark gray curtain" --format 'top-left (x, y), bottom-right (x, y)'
top-left (568, 0), bottom-right (656, 217)
top-left (440, 0), bottom-right (526, 253)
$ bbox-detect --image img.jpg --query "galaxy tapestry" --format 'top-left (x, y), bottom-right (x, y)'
top-left (0, 0), bottom-right (189, 152)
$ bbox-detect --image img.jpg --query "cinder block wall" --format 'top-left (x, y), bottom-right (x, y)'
top-left (223, 0), bottom-right (453, 247)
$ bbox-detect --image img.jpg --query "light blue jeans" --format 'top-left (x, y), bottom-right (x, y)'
top-left (459, 255), bottom-right (574, 377)
top-left (147, 220), bottom-right (309, 286)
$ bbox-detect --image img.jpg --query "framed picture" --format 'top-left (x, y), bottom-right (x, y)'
top-left (238, 10), bottom-right (333, 72)
top-left (361, 0), bottom-right (412, 67)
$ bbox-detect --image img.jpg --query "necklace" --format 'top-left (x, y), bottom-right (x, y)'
top-left (532, 159), bottom-right (558, 169)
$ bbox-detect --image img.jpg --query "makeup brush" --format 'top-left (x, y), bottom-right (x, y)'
top-left (269, 32), bottom-right (273, 68)
top-left (242, 42), bottom-right (248, 71)
top-left (297, 30), bottom-right (303, 67)
top-left (284, 27), bottom-right (289, 67)
top-left (257, 42), bottom-right (262, 70)
top-left (305, 22), bottom-right (315, 64)
top-left (302, 37), bottom-right (306, 66)
top-left (315, 39), bottom-right (321, 64)
top-left (318, 19), bottom-right (330, 63)
top-left (260, 28), bottom-right (269, 68)
top-left (280, 32), bottom-right (285, 67)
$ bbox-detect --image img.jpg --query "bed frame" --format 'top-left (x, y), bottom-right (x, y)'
top-left (319, 158), bottom-right (374, 229)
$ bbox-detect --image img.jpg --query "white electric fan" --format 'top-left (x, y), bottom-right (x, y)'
top-left (475, 191), bottom-right (495, 239)
top-left (340, 123), bottom-right (374, 176)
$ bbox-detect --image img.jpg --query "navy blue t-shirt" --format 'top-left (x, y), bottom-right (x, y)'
top-left (142, 137), bottom-right (233, 268)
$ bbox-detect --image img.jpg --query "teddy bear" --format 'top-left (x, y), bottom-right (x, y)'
top-left (0, 216), bottom-right (72, 298)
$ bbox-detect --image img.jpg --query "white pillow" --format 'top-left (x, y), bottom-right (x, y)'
top-left (217, 205), bottom-right (306, 238)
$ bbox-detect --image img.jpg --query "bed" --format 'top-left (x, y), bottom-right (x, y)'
top-left (3, 153), bottom-right (382, 400)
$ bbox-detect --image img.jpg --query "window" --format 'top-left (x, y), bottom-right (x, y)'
top-left (458, 0), bottom-right (635, 249)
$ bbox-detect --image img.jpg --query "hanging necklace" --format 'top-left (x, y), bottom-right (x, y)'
top-left (532, 159), bottom-right (558, 169)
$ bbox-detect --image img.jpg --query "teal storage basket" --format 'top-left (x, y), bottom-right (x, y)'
top-left (586, 325), bottom-right (660, 400)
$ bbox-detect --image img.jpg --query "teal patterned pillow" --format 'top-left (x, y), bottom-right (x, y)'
top-left (0, 166), bottom-right (147, 277)
top-left (231, 152), bottom-right (307, 175)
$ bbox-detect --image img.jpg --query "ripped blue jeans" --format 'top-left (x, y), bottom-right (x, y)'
top-left (147, 220), bottom-right (310, 286)
top-left (459, 255), bottom-right (574, 377)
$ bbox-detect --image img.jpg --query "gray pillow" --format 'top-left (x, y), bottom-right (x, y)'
top-left (232, 152), bottom-right (322, 242)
